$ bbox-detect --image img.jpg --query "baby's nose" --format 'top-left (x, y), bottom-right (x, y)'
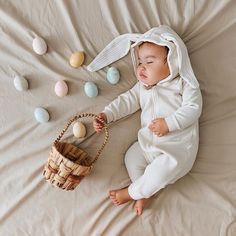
top-left (139, 64), bottom-right (146, 70)
top-left (138, 67), bottom-right (145, 76)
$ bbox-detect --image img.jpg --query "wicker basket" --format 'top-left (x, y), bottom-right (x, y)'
top-left (43, 113), bottom-right (109, 191)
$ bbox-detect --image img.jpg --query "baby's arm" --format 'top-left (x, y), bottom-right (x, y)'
top-left (165, 81), bottom-right (202, 132)
top-left (103, 83), bottom-right (141, 123)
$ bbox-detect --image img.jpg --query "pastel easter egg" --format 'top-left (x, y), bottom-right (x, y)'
top-left (69, 51), bottom-right (85, 68)
top-left (34, 107), bottom-right (50, 123)
top-left (73, 121), bottom-right (86, 138)
top-left (32, 37), bottom-right (47, 55)
top-left (54, 80), bottom-right (68, 97)
top-left (106, 67), bottom-right (120, 85)
top-left (14, 75), bottom-right (29, 91)
top-left (84, 82), bottom-right (98, 97)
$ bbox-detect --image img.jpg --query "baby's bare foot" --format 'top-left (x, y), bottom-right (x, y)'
top-left (134, 198), bottom-right (149, 216)
top-left (109, 187), bottom-right (133, 205)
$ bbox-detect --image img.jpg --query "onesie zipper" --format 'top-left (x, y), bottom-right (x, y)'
top-left (151, 87), bottom-right (158, 142)
top-left (152, 86), bottom-right (158, 118)
top-left (154, 86), bottom-right (162, 142)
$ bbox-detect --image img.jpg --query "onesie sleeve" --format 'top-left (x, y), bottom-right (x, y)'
top-left (165, 81), bottom-right (202, 132)
top-left (103, 82), bottom-right (140, 123)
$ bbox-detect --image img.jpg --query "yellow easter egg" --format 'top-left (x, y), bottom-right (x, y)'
top-left (69, 51), bottom-right (85, 68)
top-left (73, 121), bottom-right (86, 138)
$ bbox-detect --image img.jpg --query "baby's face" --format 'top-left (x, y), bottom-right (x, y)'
top-left (136, 42), bottom-right (170, 86)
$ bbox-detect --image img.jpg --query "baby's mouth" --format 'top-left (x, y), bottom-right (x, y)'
top-left (139, 72), bottom-right (147, 80)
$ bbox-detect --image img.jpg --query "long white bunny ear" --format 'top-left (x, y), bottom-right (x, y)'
top-left (160, 26), bottom-right (199, 88)
top-left (87, 33), bottom-right (141, 72)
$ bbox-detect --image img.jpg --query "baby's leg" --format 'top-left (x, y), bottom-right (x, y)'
top-left (128, 153), bottom-right (185, 200)
top-left (110, 142), bottom-right (151, 215)
top-left (109, 142), bottom-right (148, 208)
top-left (125, 142), bottom-right (151, 215)
top-left (124, 142), bottom-right (149, 182)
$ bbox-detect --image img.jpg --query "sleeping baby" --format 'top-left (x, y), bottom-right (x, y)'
top-left (88, 25), bottom-right (202, 216)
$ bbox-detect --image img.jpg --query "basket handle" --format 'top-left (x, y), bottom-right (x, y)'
top-left (54, 113), bottom-right (109, 165)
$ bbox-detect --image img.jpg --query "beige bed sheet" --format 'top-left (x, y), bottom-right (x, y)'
top-left (0, 0), bottom-right (236, 235)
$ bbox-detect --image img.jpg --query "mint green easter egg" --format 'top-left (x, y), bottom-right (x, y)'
top-left (106, 67), bottom-right (120, 85)
top-left (84, 82), bottom-right (98, 97)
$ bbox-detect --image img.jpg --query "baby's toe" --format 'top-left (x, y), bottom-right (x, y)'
top-left (134, 202), bottom-right (143, 216)
top-left (110, 197), bottom-right (119, 205)
top-left (135, 207), bottom-right (142, 215)
top-left (109, 195), bottom-right (116, 200)
top-left (114, 200), bottom-right (120, 206)
top-left (137, 207), bottom-right (143, 215)
top-left (109, 190), bottom-right (116, 196)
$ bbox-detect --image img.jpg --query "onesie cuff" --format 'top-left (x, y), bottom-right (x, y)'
top-left (102, 109), bottom-right (114, 124)
top-left (128, 183), bottom-right (142, 200)
top-left (165, 116), bottom-right (179, 132)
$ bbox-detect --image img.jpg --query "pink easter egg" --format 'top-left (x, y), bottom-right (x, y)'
top-left (54, 80), bottom-right (68, 97)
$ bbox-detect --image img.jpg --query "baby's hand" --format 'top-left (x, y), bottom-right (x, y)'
top-left (148, 118), bottom-right (169, 137)
top-left (93, 113), bottom-right (107, 133)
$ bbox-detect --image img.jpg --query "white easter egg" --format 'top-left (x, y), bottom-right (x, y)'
top-left (106, 67), bottom-right (120, 85)
top-left (34, 107), bottom-right (50, 123)
top-left (32, 37), bottom-right (47, 55)
top-left (69, 51), bottom-right (85, 68)
top-left (54, 80), bottom-right (68, 97)
top-left (14, 75), bottom-right (29, 91)
top-left (73, 121), bottom-right (86, 138)
top-left (84, 82), bottom-right (98, 98)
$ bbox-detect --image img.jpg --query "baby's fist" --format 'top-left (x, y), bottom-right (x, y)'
top-left (93, 113), bottom-right (107, 133)
top-left (148, 118), bottom-right (169, 137)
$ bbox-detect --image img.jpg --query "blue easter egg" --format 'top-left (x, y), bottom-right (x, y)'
top-left (106, 67), bottom-right (120, 85)
top-left (34, 107), bottom-right (50, 123)
top-left (84, 82), bottom-right (98, 97)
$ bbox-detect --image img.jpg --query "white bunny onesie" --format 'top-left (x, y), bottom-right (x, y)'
top-left (87, 25), bottom-right (202, 200)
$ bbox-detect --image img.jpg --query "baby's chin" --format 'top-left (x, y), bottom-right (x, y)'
top-left (139, 81), bottom-right (156, 88)
top-left (140, 81), bottom-right (155, 89)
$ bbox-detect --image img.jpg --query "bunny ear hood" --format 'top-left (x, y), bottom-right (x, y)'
top-left (86, 33), bottom-right (141, 72)
top-left (87, 25), bottom-right (199, 89)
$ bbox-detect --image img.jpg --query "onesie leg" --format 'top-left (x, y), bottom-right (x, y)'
top-left (128, 153), bottom-right (186, 200)
top-left (124, 142), bottom-right (149, 182)
top-left (124, 142), bottom-right (151, 215)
